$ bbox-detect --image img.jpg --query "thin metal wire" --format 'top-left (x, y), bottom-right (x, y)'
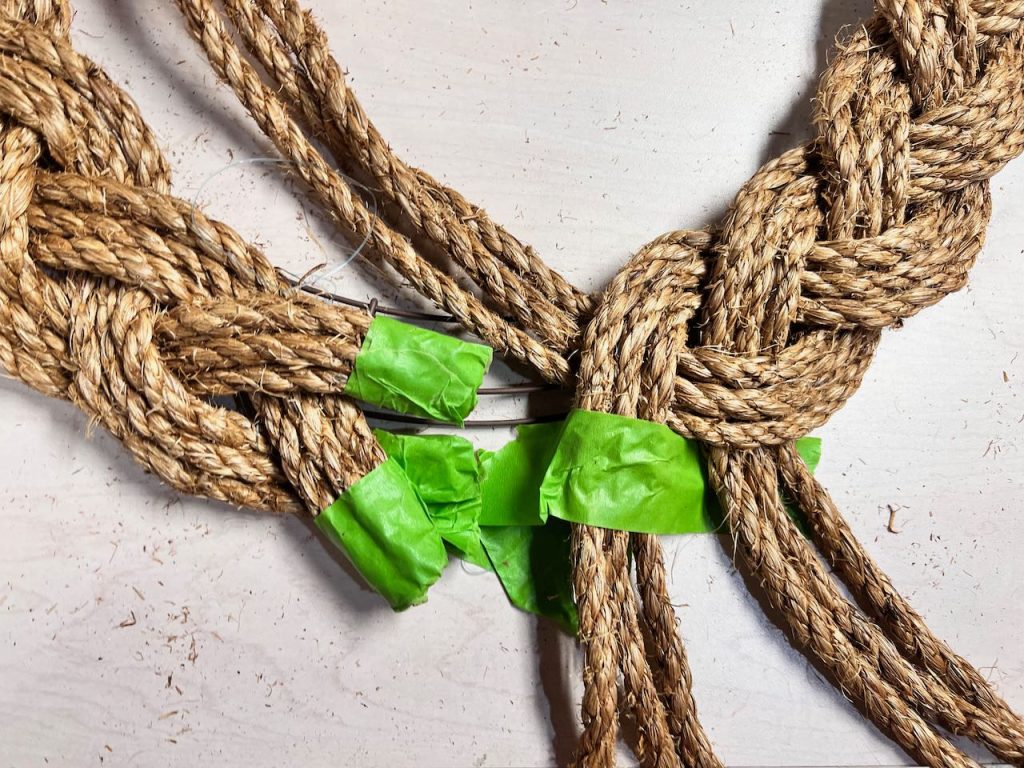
top-left (279, 268), bottom-right (457, 322)
top-left (190, 160), bottom-right (567, 422)
top-left (277, 268), bottom-right (566, 401)
top-left (478, 384), bottom-right (556, 394)
top-left (365, 410), bottom-right (568, 428)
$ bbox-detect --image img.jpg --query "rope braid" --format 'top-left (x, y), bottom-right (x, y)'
top-left (0, 0), bottom-right (1021, 766)
top-left (171, 1), bottom-right (1024, 765)
top-left (0, 3), bottom-right (386, 523)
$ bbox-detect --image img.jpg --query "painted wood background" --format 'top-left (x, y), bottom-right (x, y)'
top-left (1, 2), bottom-right (1021, 765)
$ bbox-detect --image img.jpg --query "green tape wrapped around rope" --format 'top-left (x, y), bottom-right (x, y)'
top-left (539, 409), bottom-right (823, 534)
top-left (372, 426), bottom-right (577, 629)
top-left (350, 420), bottom-right (821, 622)
top-left (315, 457), bottom-right (448, 610)
top-left (539, 410), bottom-right (706, 534)
top-left (344, 316), bottom-right (493, 424)
top-left (374, 430), bottom-right (490, 569)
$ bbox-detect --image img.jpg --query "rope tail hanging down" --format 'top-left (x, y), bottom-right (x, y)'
top-left (0, 0), bottom-right (1021, 766)
top-left (172, 1), bottom-right (1024, 766)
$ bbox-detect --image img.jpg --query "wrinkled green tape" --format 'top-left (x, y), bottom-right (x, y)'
top-left (540, 410), bottom-right (821, 533)
top-left (540, 410), bottom-right (705, 533)
top-left (343, 315), bottom-right (493, 425)
top-left (477, 520), bottom-right (578, 636)
top-left (375, 430), bottom-right (490, 570)
top-left (325, 415), bottom-right (820, 629)
top-left (478, 421), bottom-right (564, 527)
top-left (373, 427), bottom-right (578, 633)
top-left (478, 424), bottom-right (579, 632)
top-left (315, 457), bottom-right (448, 611)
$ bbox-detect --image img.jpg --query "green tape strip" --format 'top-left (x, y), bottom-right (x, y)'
top-left (539, 410), bottom-right (823, 534)
top-left (478, 421), bottom-right (565, 527)
top-left (539, 409), bottom-right (707, 533)
top-left (374, 430), bottom-right (490, 569)
top-left (344, 316), bottom-right (493, 425)
top-left (479, 519), bottom-right (578, 636)
top-left (354, 424), bottom-right (822, 625)
top-left (372, 426), bottom-right (577, 632)
top-left (315, 457), bottom-right (448, 610)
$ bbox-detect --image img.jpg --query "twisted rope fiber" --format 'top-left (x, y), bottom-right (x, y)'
top-left (173, 1), bottom-right (1024, 766)
top-left (0, 0), bottom-right (1020, 766)
top-left (0, 1), bottom-right (393, 525)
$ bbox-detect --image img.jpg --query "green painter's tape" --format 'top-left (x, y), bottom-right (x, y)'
top-left (340, 424), bottom-right (822, 621)
top-left (374, 430), bottom-right (490, 570)
top-left (344, 316), bottom-right (492, 424)
top-left (538, 410), bottom-right (823, 534)
top-left (315, 457), bottom-right (448, 610)
top-left (478, 421), bottom-right (565, 527)
top-left (480, 519), bottom-right (578, 635)
top-left (371, 426), bottom-right (577, 632)
top-left (539, 410), bottom-right (708, 533)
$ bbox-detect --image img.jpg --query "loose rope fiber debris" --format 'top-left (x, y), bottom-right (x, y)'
top-left (1, 0), bottom-right (1022, 766)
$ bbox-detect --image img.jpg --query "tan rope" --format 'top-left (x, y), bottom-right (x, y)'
top-left (170, 2), bottom-right (1024, 766)
top-left (1, 1), bottom-right (1023, 766)
top-left (0, 6), bottom-right (385, 522)
top-left (177, 0), bottom-right (888, 448)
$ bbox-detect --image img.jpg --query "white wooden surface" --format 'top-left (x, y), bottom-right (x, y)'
top-left (1, 1), bottom-right (1022, 766)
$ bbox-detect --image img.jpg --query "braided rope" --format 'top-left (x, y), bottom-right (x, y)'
top-left (1, 0), bottom-right (1022, 766)
top-left (0, 4), bottom-right (387, 522)
top-left (172, 1), bottom-right (1024, 765)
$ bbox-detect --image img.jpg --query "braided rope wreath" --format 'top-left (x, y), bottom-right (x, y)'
top-left (1, 0), bottom-right (1022, 765)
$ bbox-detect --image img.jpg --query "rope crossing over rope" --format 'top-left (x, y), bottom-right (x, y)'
top-left (1, 0), bottom-right (1023, 765)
